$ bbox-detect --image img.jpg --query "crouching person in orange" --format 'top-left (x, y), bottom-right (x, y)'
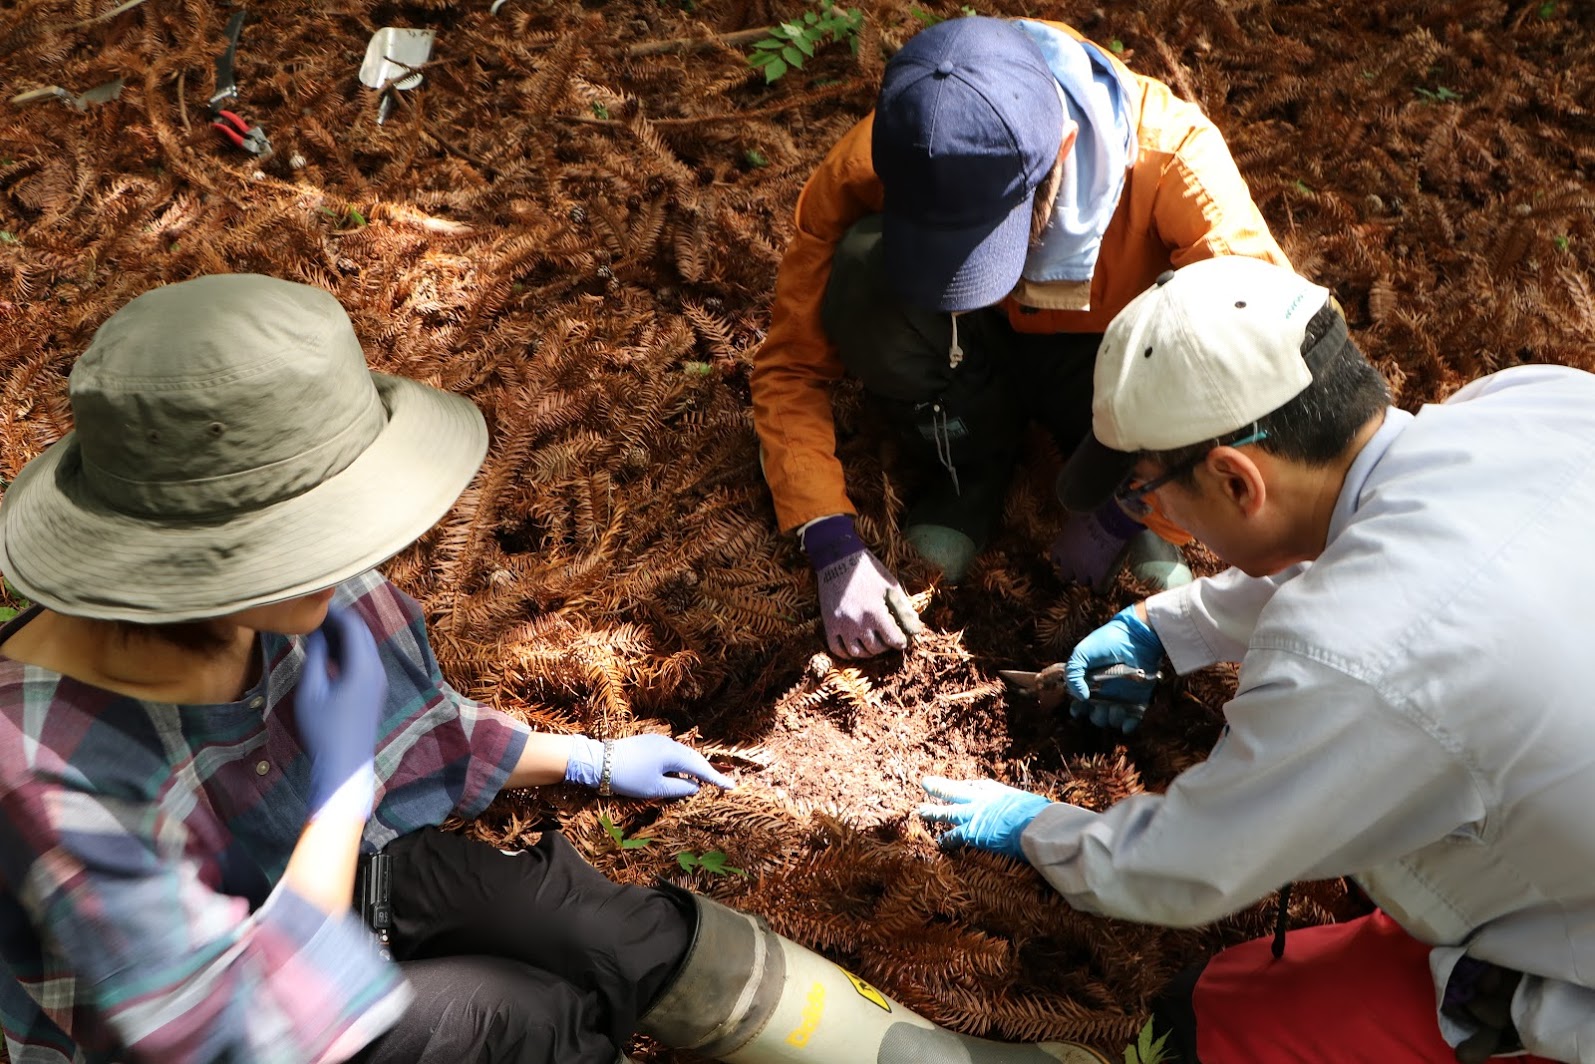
top-left (751, 15), bottom-right (1289, 660)
top-left (0, 274), bottom-right (1116, 1064)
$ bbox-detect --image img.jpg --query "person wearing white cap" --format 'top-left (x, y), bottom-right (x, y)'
top-left (0, 275), bottom-right (1134, 1064)
top-left (918, 257), bottom-right (1595, 1062)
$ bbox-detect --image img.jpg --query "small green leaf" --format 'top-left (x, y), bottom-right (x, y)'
top-left (599, 813), bottom-right (624, 844)
top-left (960, 3), bottom-right (977, 14)
top-left (317, 205), bottom-right (337, 219)
top-left (780, 20), bottom-right (805, 36)
top-left (0, 231), bottom-right (15, 244)
top-left (1294, 178), bottom-right (1313, 194)
top-left (683, 361), bottom-right (715, 376)
top-left (790, 33), bottom-right (816, 56)
top-left (0, 607), bottom-right (17, 623)
top-left (748, 51), bottom-right (778, 68)
top-left (677, 851), bottom-right (700, 871)
top-left (620, 835), bottom-right (654, 849)
top-left (346, 207), bottom-right (367, 227)
top-left (753, 38), bottom-right (787, 50)
top-left (591, 102), bottom-right (610, 119)
top-left (744, 148), bottom-right (769, 168)
top-left (1554, 234), bottom-right (1571, 252)
top-left (1538, 0), bottom-right (1556, 16)
top-left (804, 9), bottom-right (820, 22)
top-left (763, 57), bottom-right (788, 82)
top-left (781, 45), bottom-right (805, 67)
top-left (1109, 38), bottom-right (1125, 54)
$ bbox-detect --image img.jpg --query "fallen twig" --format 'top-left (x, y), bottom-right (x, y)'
top-left (626, 26), bottom-right (772, 57)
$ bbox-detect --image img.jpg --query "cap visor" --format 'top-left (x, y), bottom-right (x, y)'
top-left (1058, 434), bottom-right (1139, 514)
top-left (0, 373), bottom-right (488, 622)
top-left (882, 195), bottom-right (1033, 313)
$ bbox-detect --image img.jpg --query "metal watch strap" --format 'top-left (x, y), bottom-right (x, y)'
top-left (598, 739), bottom-right (615, 796)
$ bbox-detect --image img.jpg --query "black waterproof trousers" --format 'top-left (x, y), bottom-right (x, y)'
top-left (821, 215), bottom-right (1100, 542)
top-left (350, 827), bottom-right (694, 1064)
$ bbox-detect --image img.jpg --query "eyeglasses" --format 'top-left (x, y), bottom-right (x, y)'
top-left (1114, 427), bottom-right (1270, 520)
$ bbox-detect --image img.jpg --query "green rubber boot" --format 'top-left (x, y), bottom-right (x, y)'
top-left (639, 895), bottom-right (1111, 1064)
top-left (1124, 530), bottom-right (1193, 590)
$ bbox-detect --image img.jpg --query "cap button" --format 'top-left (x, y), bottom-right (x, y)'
top-left (1155, 270), bottom-right (1176, 286)
top-left (934, 60), bottom-right (955, 76)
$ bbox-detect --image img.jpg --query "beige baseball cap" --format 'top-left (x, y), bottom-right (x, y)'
top-left (1058, 257), bottom-right (1332, 512)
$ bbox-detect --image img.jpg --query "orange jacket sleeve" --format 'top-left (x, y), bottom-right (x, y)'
top-left (1137, 81), bottom-right (1290, 270)
top-left (750, 116), bottom-right (885, 533)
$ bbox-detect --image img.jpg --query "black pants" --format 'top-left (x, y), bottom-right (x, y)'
top-left (821, 215), bottom-right (1101, 537)
top-left (350, 827), bottom-right (694, 1064)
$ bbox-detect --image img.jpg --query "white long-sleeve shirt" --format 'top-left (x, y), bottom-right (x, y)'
top-left (1021, 365), bottom-right (1595, 1061)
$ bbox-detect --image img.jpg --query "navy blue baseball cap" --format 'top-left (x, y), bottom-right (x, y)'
top-left (872, 17), bottom-right (1064, 313)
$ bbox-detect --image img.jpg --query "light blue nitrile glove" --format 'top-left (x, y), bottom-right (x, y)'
top-left (917, 776), bottom-right (1053, 859)
top-left (801, 514), bottom-right (923, 659)
top-left (296, 605), bottom-right (387, 822)
top-left (1065, 605), bottom-right (1165, 735)
top-left (566, 734), bottom-right (737, 800)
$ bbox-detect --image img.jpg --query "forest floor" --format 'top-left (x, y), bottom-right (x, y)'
top-left (2, 0), bottom-right (1594, 1058)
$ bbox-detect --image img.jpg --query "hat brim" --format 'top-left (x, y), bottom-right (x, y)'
top-left (883, 194), bottom-right (1033, 313)
top-left (0, 373), bottom-right (488, 622)
top-left (1057, 433), bottom-right (1139, 514)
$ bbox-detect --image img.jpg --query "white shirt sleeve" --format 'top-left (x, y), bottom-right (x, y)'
top-left (1020, 647), bottom-right (1486, 927)
top-left (1143, 565), bottom-right (1304, 674)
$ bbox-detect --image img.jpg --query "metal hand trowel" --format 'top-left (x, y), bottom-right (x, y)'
top-left (358, 27), bottom-right (436, 124)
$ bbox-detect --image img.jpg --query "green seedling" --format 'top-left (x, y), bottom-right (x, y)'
top-left (1124, 1018), bottom-right (1172, 1064)
top-left (747, 0), bottom-right (864, 83)
top-left (1109, 38), bottom-right (1125, 54)
top-left (682, 361), bottom-right (715, 377)
top-left (591, 102), bottom-right (610, 120)
top-left (1554, 234), bottom-right (1571, 253)
top-left (1415, 85), bottom-right (1463, 103)
top-left (600, 813), bottom-right (656, 850)
top-left (1539, 1), bottom-right (1556, 17)
top-left (744, 148), bottom-right (769, 168)
top-left (677, 849), bottom-right (748, 877)
top-left (0, 231), bottom-right (15, 244)
top-left (1294, 179), bottom-right (1313, 195)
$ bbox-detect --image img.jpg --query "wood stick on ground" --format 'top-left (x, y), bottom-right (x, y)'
top-left (626, 26), bottom-right (772, 57)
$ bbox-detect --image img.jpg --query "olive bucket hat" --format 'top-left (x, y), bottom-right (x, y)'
top-left (0, 274), bottom-right (488, 622)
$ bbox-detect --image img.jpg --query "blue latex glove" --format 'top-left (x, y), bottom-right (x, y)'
top-left (802, 515), bottom-right (923, 659)
top-left (295, 605), bottom-right (387, 821)
top-left (566, 734), bottom-right (737, 799)
top-left (1065, 605), bottom-right (1164, 734)
top-left (1049, 502), bottom-right (1145, 592)
top-left (916, 776), bottom-right (1052, 859)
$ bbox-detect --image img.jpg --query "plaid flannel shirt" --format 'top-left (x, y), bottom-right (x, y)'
top-left (0, 569), bottom-right (531, 1063)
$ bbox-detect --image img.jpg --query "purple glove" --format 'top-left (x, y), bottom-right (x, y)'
top-left (801, 515), bottom-right (923, 659)
top-left (295, 605), bottom-right (387, 822)
top-left (1049, 502), bottom-right (1144, 591)
top-left (566, 734), bottom-right (736, 799)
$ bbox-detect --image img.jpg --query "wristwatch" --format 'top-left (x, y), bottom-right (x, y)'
top-left (598, 739), bottom-right (615, 796)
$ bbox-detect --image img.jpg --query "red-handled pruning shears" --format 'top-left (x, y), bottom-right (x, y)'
top-left (207, 11), bottom-right (272, 158)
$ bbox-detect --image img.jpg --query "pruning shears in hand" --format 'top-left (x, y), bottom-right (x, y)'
top-left (207, 11), bottom-right (272, 158)
top-left (1004, 661), bottom-right (1164, 733)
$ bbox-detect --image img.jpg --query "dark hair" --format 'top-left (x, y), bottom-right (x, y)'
top-left (1146, 301), bottom-right (1392, 482)
top-left (111, 619), bottom-right (234, 656)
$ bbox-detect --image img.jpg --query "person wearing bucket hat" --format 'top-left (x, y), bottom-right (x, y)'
top-left (918, 257), bottom-right (1595, 1062)
top-left (0, 274), bottom-right (744, 1063)
top-left (0, 275), bottom-right (1136, 1064)
top-left (749, 14), bottom-right (1289, 658)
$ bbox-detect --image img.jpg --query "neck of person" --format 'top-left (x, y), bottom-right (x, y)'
top-left (4, 611), bottom-right (261, 705)
top-left (1275, 409), bottom-right (1389, 564)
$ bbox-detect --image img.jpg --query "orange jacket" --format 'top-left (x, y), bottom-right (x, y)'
top-left (750, 21), bottom-right (1291, 532)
